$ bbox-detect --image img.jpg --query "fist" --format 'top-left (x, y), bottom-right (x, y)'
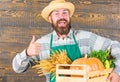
top-left (26, 35), bottom-right (41, 56)
top-left (107, 72), bottom-right (120, 82)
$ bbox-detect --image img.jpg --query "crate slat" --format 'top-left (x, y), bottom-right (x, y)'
top-left (56, 64), bottom-right (113, 82)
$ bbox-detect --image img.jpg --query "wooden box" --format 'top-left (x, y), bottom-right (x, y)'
top-left (56, 64), bottom-right (113, 82)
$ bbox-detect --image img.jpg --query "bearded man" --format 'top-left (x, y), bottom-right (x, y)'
top-left (12, 0), bottom-right (120, 82)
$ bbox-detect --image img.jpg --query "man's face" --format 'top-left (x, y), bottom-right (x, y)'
top-left (49, 8), bottom-right (71, 35)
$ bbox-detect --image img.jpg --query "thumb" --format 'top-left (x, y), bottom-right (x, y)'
top-left (30, 35), bottom-right (36, 44)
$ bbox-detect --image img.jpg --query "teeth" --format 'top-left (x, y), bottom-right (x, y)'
top-left (59, 21), bottom-right (65, 24)
top-left (58, 20), bottom-right (67, 27)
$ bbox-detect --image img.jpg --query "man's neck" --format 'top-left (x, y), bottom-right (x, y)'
top-left (57, 33), bottom-right (67, 40)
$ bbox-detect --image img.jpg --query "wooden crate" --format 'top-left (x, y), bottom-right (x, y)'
top-left (56, 64), bottom-right (113, 82)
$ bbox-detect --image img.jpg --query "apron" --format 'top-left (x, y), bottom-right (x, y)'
top-left (50, 33), bottom-right (82, 82)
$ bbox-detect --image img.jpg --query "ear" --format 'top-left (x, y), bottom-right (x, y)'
top-left (48, 16), bottom-right (52, 23)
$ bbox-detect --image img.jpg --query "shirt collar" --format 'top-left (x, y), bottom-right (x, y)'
top-left (52, 29), bottom-right (74, 41)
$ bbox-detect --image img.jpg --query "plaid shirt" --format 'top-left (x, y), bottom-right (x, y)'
top-left (12, 29), bottom-right (120, 82)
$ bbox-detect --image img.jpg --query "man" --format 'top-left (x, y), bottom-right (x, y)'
top-left (12, 0), bottom-right (120, 82)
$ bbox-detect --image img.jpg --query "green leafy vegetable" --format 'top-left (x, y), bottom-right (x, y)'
top-left (88, 49), bottom-right (115, 68)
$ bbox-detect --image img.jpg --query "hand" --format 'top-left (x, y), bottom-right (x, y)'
top-left (26, 35), bottom-right (41, 56)
top-left (107, 72), bottom-right (120, 82)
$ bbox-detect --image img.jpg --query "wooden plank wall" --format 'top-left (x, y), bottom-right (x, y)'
top-left (0, 0), bottom-right (120, 82)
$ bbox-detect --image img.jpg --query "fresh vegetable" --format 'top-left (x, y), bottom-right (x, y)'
top-left (104, 60), bottom-right (110, 69)
top-left (70, 54), bottom-right (104, 72)
top-left (88, 49), bottom-right (115, 69)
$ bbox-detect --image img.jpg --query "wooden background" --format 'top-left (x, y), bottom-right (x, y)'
top-left (0, 0), bottom-right (120, 82)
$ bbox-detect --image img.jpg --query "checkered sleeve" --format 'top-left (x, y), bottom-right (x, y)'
top-left (12, 49), bottom-right (30, 73)
top-left (12, 49), bottom-right (40, 73)
top-left (111, 41), bottom-right (120, 75)
top-left (12, 33), bottom-right (51, 73)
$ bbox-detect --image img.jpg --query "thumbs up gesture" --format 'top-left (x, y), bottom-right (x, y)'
top-left (26, 35), bottom-right (41, 56)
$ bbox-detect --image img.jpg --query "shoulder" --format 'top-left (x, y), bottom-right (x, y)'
top-left (74, 30), bottom-right (93, 38)
top-left (36, 32), bottom-right (52, 43)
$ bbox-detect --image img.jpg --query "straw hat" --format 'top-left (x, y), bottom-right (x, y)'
top-left (41, 0), bottom-right (75, 22)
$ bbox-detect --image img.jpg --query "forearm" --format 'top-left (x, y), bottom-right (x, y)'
top-left (111, 41), bottom-right (120, 75)
top-left (12, 49), bottom-right (30, 73)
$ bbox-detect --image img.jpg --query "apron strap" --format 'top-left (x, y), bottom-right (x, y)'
top-left (73, 33), bottom-right (78, 45)
top-left (50, 34), bottom-right (53, 49)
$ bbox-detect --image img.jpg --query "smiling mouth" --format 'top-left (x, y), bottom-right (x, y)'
top-left (59, 21), bottom-right (66, 24)
top-left (58, 20), bottom-right (67, 27)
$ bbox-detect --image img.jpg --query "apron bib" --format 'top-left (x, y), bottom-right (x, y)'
top-left (50, 34), bottom-right (82, 82)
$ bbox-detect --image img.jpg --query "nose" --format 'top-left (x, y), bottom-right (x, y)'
top-left (59, 13), bottom-right (64, 19)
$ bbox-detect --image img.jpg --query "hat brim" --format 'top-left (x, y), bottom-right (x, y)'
top-left (41, 2), bottom-right (75, 22)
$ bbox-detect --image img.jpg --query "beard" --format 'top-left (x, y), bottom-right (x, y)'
top-left (51, 19), bottom-right (71, 35)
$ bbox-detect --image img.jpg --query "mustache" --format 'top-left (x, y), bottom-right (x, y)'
top-left (57, 19), bottom-right (67, 23)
